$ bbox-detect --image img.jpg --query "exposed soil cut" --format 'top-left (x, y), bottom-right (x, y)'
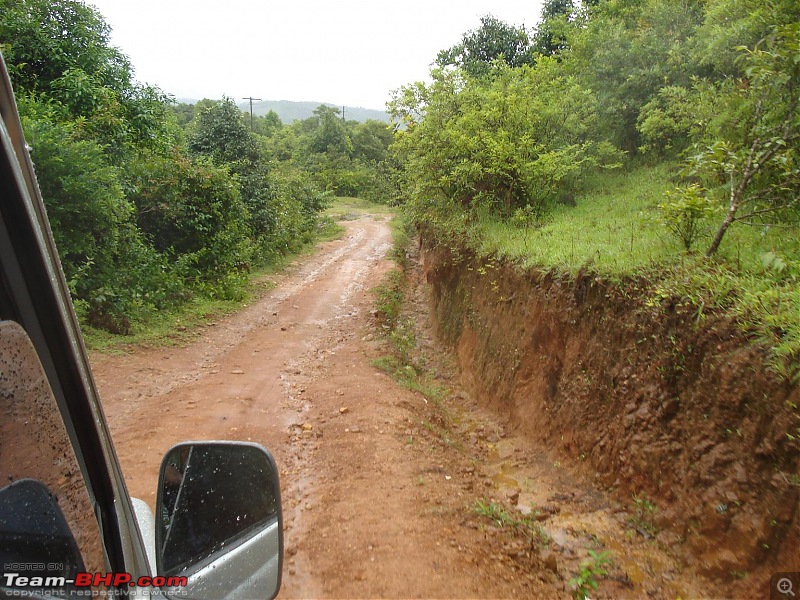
top-left (422, 239), bottom-right (800, 598)
top-left (88, 215), bottom-right (755, 598)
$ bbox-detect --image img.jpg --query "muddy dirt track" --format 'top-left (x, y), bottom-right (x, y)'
top-left (91, 215), bottom-right (714, 599)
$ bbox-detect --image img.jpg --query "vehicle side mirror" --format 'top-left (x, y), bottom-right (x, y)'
top-left (156, 442), bottom-right (283, 599)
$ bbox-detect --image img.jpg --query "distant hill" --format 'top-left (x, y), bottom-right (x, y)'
top-left (238, 100), bottom-right (390, 124)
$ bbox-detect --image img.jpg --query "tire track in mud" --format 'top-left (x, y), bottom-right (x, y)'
top-left (91, 217), bottom-right (393, 598)
top-left (92, 222), bottom-right (388, 413)
top-left (92, 215), bottom-right (712, 599)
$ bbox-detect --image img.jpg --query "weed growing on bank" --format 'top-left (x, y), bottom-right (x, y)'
top-left (568, 549), bottom-right (613, 600)
top-left (472, 498), bottom-right (550, 548)
top-left (370, 216), bottom-right (448, 404)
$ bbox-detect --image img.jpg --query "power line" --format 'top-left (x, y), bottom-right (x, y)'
top-left (242, 96), bottom-right (262, 130)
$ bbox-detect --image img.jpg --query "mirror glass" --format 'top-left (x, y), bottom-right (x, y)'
top-left (157, 442), bottom-right (281, 576)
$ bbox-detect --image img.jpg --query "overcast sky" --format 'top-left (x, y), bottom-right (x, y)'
top-left (87, 0), bottom-right (545, 111)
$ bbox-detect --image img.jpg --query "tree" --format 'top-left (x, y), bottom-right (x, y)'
top-left (678, 23), bottom-right (800, 256)
top-left (351, 120), bottom-right (394, 164)
top-left (20, 99), bottom-right (178, 332)
top-left (0, 0), bottom-right (121, 92)
top-left (436, 15), bottom-right (536, 78)
top-left (691, 0), bottom-right (800, 79)
top-left (567, 0), bottom-right (706, 153)
top-left (188, 98), bottom-right (258, 164)
top-left (391, 61), bottom-right (620, 220)
top-left (251, 110), bottom-right (282, 137)
top-left (128, 151), bottom-right (253, 293)
top-left (307, 105), bottom-right (353, 157)
top-left (1, 0), bottom-right (173, 157)
top-left (532, 0), bottom-right (576, 57)
top-left (172, 102), bottom-right (197, 127)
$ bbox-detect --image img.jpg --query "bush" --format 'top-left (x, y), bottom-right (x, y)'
top-left (659, 184), bottom-right (718, 251)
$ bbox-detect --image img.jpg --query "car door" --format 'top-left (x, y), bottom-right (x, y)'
top-left (0, 51), bottom-right (152, 592)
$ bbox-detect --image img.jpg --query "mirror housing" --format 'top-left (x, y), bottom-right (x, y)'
top-left (156, 442), bottom-right (283, 599)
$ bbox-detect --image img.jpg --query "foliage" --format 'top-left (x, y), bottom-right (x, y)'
top-left (0, 0), bottom-right (122, 93)
top-left (389, 3), bottom-right (800, 378)
top-left (436, 14), bottom-right (536, 78)
top-left (678, 22), bottom-right (800, 255)
top-left (0, 0), bottom-right (174, 157)
top-left (20, 100), bottom-right (181, 332)
top-left (637, 83), bottom-right (717, 156)
top-left (629, 492), bottom-right (659, 537)
top-left (659, 184), bottom-right (718, 251)
top-left (285, 107), bottom-right (396, 201)
top-left (532, 0), bottom-right (576, 57)
top-left (188, 97), bottom-right (259, 164)
top-left (186, 98), bottom-right (332, 263)
top-left (1, 0), bottom-right (338, 333)
top-left (127, 151), bottom-right (253, 292)
top-left (691, 0), bottom-right (800, 78)
top-left (568, 550), bottom-right (613, 600)
top-left (472, 499), bottom-right (549, 546)
top-left (567, 0), bottom-right (706, 152)
top-left (391, 59), bottom-right (621, 221)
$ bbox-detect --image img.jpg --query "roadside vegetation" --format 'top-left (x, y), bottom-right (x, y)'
top-left (389, 0), bottom-right (800, 378)
top-left (2, 0), bottom-right (797, 376)
top-left (0, 0), bottom-right (396, 337)
top-left (371, 216), bottom-right (448, 402)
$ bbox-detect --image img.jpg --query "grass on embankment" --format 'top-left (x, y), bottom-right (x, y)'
top-left (460, 163), bottom-right (800, 379)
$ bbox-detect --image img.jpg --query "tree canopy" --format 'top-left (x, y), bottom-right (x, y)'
top-left (0, 0), bottom-right (393, 331)
top-left (436, 14), bottom-right (536, 78)
top-left (391, 0), bottom-right (800, 257)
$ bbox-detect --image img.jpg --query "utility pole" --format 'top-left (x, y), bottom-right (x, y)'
top-left (242, 96), bottom-right (262, 131)
top-left (341, 105), bottom-right (346, 122)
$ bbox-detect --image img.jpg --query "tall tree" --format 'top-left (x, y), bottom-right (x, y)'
top-left (532, 0), bottom-right (576, 57)
top-left (391, 61), bottom-right (619, 219)
top-left (1, 0), bottom-right (172, 156)
top-left (684, 23), bottom-right (800, 256)
top-left (188, 98), bottom-right (258, 164)
top-left (436, 15), bottom-right (536, 78)
top-left (567, 0), bottom-right (705, 152)
top-left (307, 105), bottom-right (353, 157)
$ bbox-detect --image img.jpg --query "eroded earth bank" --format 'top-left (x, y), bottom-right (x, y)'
top-left (422, 238), bottom-right (800, 598)
top-left (90, 214), bottom-right (797, 598)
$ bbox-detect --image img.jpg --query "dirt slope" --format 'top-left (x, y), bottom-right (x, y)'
top-left (422, 240), bottom-right (800, 598)
top-left (91, 216), bottom-right (714, 598)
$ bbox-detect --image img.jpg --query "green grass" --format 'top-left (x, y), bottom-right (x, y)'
top-left (475, 163), bottom-right (800, 277)
top-left (324, 196), bottom-right (394, 220)
top-left (435, 163), bottom-right (800, 379)
top-left (477, 165), bottom-right (673, 274)
top-left (472, 498), bottom-right (550, 546)
top-left (84, 220), bottom-right (345, 353)
top-left (370, 213), bottom-right (452, 411)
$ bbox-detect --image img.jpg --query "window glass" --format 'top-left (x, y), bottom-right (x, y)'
top-left (0, 321), bottom-right (106, 575)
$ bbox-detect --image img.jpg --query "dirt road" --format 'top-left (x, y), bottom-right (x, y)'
top-left (91, 215), bottom-right (710, 598)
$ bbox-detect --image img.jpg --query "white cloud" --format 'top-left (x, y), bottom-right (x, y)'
top-left (89, 0), bottom-right (544, 110)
